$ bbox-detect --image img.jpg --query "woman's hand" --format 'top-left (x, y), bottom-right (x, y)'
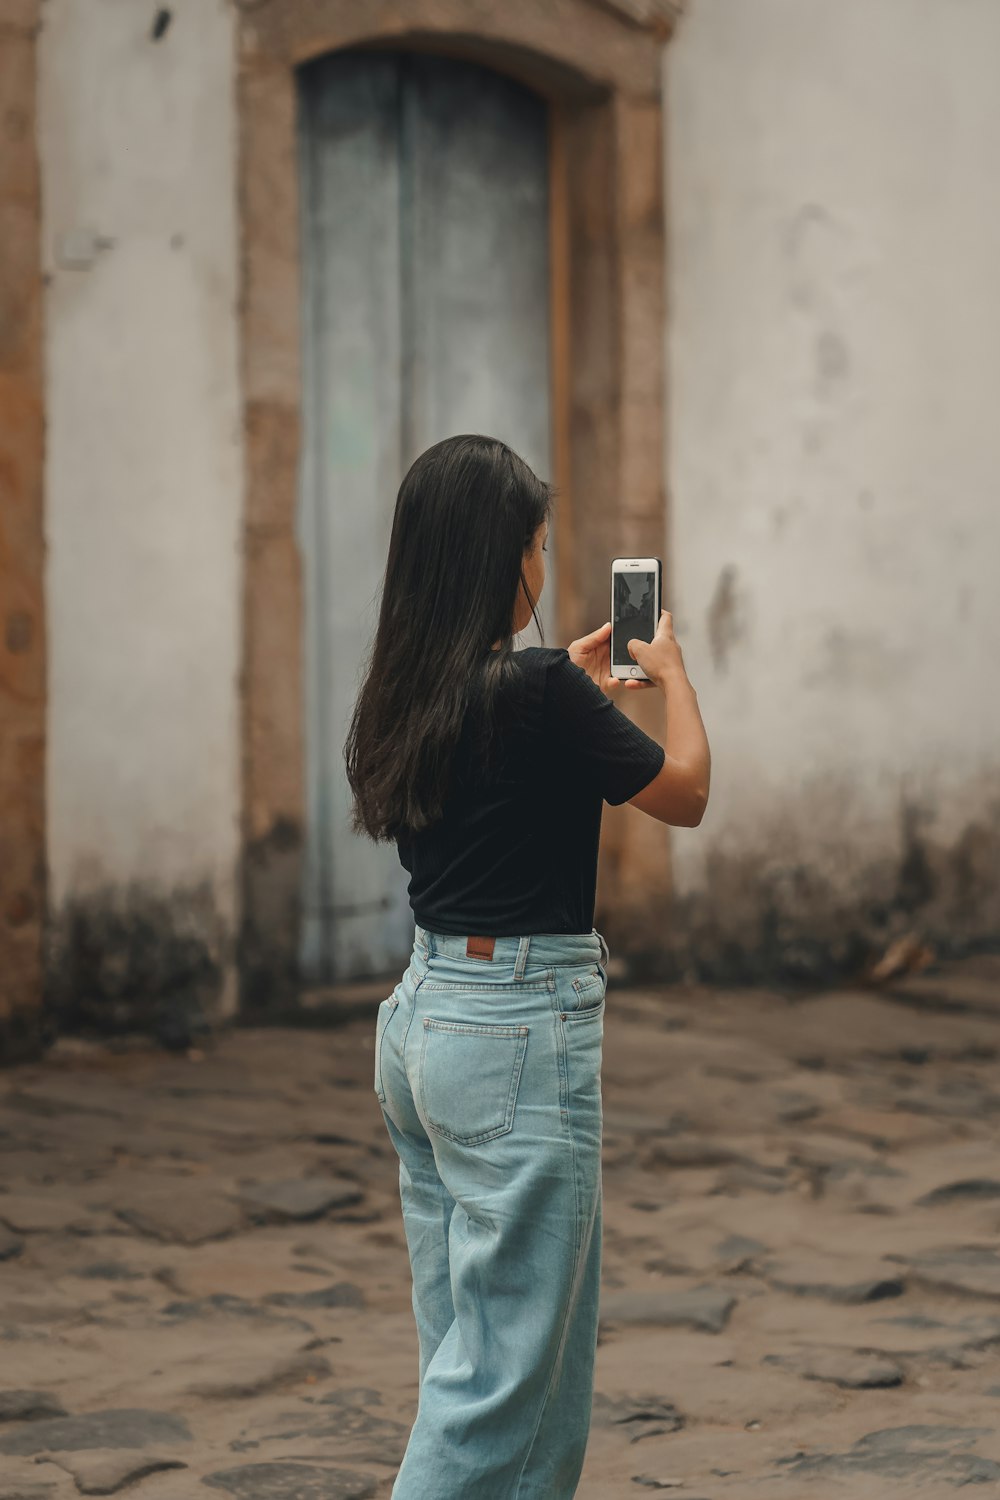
top-left (568, 620), bottom-right (653, 697)
top-left (626, 610), bottom-right (687, 688)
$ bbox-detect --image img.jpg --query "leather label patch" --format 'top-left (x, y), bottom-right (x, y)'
top-left (466, 935), bottom-right (496, 961)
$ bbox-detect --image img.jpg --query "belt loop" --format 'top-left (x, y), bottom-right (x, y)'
top-left (514, 935), bottom-right (531, 980)
top-left (597, 929), bottom-right (610, 967)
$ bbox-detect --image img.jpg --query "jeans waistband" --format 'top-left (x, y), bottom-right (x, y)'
top-left (413, 924), bottom-right (609, 976)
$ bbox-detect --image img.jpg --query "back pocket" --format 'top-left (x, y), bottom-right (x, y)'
top-left (418, 1018), bottom-right (529, 1146)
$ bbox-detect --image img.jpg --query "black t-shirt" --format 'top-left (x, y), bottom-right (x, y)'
top-left (395, 646), bottom-right (666, 936)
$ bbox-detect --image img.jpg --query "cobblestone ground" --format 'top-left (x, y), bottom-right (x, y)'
top-left (2, 953), bottom-right (1000, 1499)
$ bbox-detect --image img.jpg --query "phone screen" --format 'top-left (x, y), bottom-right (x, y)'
top-left (613, 569), bottom-right (657, 667)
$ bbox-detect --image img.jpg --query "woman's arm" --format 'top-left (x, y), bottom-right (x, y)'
top-left (627, 671), bottom-right (709, 826)
top-left (623, 612), bottom-right (711, 828)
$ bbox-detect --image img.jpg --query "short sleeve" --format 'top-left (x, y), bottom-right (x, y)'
top-left (543, 650), bottom-right (665, 806)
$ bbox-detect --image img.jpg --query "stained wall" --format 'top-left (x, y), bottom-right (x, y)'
top-left (665, 0), bottom-right (1000, 978)
top-left (38, 0), bottom-right (244, 1030)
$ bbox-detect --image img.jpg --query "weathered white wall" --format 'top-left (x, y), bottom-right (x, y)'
top-left (39, 1), bottom-right (243, 1017)
top-left (665, 0), bottom-right (1000, 975)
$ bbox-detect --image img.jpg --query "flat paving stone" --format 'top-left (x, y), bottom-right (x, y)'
top-left (74, 1261), bottom-right (144, 1282)
top-left (114, 1191), bottom-right (244, 1245)
top-left (600, 1286), bottom-right (737, 1335)
top-left (160, 1294), bottom-right (291, 1323)
top-left (714, 1234), bottom-right (770, 1266)
top-left (0, 1391), bottom-right (67, 1424)
top-left (630, 1476), bottom-right (703, 1492)
top-left (641, 1138), bottom-right (755, 1170)
top-left (43, 1449), bottom-right (187, 1495)
top-left (237, 1180), bottom-right (363, 1223)
top-left (0, 1409), bottom-right (192, 1456)
top-left (775, 1423), bottom-right (1000, 1484)
top-left (263, 1282), bottom-right (364, 1310)
top-left (761, 1255), bottom-right (905, 1303)
top-left (762, 1348), bottom-right (905, 1388)
top-left (202, 1463), bottom-right (377, 1499)
top-left (187, 1351), bottom-right (332, 1400)
top-left (712, 1162), bottom-right (788, 1195)
top-left (862, 1309), bottom-right (1000, 1360)
top-left (0, 1195), bottom-right (103, 1235)
top-left (901, 1245), bottom-right (1000, 1300)
top-left (591, 1392), bottom-right (685, 1440)
top-left (257, 1406), bottom-right (410, 1467)
top-left (916, 1177), bottom-right (1000, 1207)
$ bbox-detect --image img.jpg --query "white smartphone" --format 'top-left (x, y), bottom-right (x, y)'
top-left (610, 556), bottom-right (662, 681)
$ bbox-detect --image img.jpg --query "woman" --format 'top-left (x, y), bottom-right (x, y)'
top-left (345, 433), bottom-right (710, 1499)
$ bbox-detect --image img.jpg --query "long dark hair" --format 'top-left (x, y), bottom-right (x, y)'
top-left (345, 434), bottom-right (554, 842)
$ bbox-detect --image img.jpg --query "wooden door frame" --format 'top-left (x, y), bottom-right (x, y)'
top-left (236, 1), bottom-right (677, 1010)
top-left (0, 0), bottom-right (46, 1061)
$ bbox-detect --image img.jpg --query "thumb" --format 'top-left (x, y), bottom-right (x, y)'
top-left (627, 636), bottom-right (648, 662)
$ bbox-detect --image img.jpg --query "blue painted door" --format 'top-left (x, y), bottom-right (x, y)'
top-left (297, 50), bottom-right (553, 982)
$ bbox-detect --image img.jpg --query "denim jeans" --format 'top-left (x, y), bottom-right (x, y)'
top-left (374, 921), bottom-right (610, 1500)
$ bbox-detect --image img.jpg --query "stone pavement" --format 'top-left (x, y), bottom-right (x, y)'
top-left (2, 952), bottom-right (1000, 1498)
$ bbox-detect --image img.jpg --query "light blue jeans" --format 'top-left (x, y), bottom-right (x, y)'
top-left (374, 922), bottom-right (610, 1499)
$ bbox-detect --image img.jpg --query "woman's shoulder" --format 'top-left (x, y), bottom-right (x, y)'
top-left (507, 646), bottom-right (571, 697)
top-left (511, 645), bottom-right (569, 676)
top-left (486, 646), bottom-right (568, 721)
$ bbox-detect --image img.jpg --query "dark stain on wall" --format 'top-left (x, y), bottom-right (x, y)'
top-left (45, 881), bottom-right (231, 1049)
top-left (26, 794), bottom-right (1000, 1039)
top-left (239, 817), bottom-right (303, 1017)
top-left (815, 328), bottom-right (850, 395)
top-left (621, 789), bottom-right (1000, 989)
top-left (0, 1005), bottom-right (49, 1067)
top-left (706, 564), bottom-right (743, 673)
top-left (897, 800), bottom-right (936, 912)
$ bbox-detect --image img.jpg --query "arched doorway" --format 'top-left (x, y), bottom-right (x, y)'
top-left (237, 4), bottom-right (672, 1012)
top-left (296, 49), bottom-right (554, 982)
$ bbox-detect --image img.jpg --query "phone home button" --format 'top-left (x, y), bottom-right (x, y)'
top-left (629, 666), bottom-right (640, 678)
